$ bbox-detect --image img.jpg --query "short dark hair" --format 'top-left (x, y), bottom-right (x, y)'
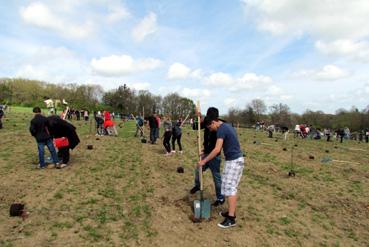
top-left (33, 107), bottom-right (41, 113)
top-left (205, 107), bottom-right (219, 122)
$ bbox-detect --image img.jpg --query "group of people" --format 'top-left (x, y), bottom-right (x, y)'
top-left (62, 109), bottom-right (89, 121)
top-left (30, 107), bottom-right (80, 169)
top-left (94, 111), bottom-right (118, 136)
top-left (143, 113), bottom-right (184, 155)
top-left (27, 104), bottom-right (245, 229)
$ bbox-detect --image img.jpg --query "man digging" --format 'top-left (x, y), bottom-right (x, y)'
top-left (190, 107), bottom-right (225, 207)
top-left (198, 107), bottom-right (244, 229)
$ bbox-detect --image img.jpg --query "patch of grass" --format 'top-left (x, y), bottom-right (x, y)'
top-left (346, 229), bottom-right (358, 241)
top-left (284, 228), bottom-right (299, 238)
top-left (83, 225), bottom-right (103, 241)
top-left (0, 240), bottom-right (14, 247)
top-left (53, 191), bottom-right (64, 199)
top-left (52, 221), bottom-right (73, 229)
top-left (279, 216), bottom-right (292, 225)
top-left (98, 186), bottom-right (117, 199)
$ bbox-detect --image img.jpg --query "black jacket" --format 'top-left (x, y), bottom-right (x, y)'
top-left (30, 114), bottom-right (51, 142)
top-left (47, 116), bottom-right (80, 149)
top-left (200, 120), bottom-right (219, 155)
top-left (148, 116), bottom-right (158, 128)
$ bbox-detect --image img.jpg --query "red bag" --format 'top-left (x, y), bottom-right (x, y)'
top-left (54, 137), bottom-right (69, 148)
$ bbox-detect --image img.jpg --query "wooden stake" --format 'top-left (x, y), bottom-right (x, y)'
top-left (180, 113), bottom-right (190, 128)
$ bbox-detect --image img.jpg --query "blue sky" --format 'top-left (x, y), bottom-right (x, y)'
top-left (1, 0), bottom-right (369, 114)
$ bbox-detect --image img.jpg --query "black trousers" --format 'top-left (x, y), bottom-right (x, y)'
top-left (58, 147), bottom-right (70, 164)
top-left (172, 134), bottom-right (182, 151)
top-left (163, 131), bottom-right (172, 152)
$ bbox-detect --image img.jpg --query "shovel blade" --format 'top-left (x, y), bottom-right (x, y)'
top-left (193, 199), bottom-right (211, 220)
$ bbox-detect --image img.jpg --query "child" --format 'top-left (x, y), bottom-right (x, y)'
top-left (198, 107), bottom-right (244, 229)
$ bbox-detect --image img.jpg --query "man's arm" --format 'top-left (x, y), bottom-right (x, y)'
top-left (198, 138), bottom-right (223, 166)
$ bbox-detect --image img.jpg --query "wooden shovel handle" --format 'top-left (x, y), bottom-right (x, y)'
top-left (196, 101), bottom-right (203, 191)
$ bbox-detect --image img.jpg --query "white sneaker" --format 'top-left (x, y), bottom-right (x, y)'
top-left (56, 164), bottom-right (68, 169)
top-left (171, 150), bottom-right (176, 153)
top-left (164, 152), bottom-right (171, 156)
top-left (179, 151), bottom-right (183, 154)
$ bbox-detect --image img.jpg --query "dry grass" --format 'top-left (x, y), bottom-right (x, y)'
top-left (0, 107), bottom-right (368, 246)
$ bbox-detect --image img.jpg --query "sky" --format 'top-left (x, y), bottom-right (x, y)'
top-left (1, 0), bottom-right (369, 114)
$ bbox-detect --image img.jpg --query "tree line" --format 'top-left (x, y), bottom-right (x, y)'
top-left (0, 78), bottom-right (195, 118)
top-left (1, 78), bottom-right (368, 130)
top-left (225, 99), bottom-right (369, 132)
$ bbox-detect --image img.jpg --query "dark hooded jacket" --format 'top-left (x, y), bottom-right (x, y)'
top-left (30, 114), bottom-right (51, 142)
top-left (47, 116), bottom-right (80, 149)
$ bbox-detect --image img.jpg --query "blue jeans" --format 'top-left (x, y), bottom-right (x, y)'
top-left (150, 128), bottom-right (157, 143)
top-left (194, 155), bottom-right (224, 201)
top-left (37, 139), bottom-right (58, 168)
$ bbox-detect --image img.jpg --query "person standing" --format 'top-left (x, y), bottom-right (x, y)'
top-left (162, 116), bottom-right (172, 155)
top-left (155, 114), bottom-right (161, 140)
top-left (199, 107), bottom-right (244, 229)
top-left (29, 107), bottom-right (59, 169)
top-left (75, 110), bottom-right (81, 121)
top-left (190, 107), bottom-right (224, 207)
top-left (84, 110), bottom-right (89, 121)
top-left (171, 120), bottom-right (183, 154)
top-left (148, 113), bottom-right (158, 144)
top-left (0, 105), bottom-right (4, 129)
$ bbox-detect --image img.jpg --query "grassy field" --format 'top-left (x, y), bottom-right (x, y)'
top-left (0, 107), bottom-right (368, 247)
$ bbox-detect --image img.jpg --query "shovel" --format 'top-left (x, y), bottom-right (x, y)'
top-left (193, 101), bottom-right (211, 220)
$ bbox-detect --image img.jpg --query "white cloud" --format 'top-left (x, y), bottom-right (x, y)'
top-left (90, 54), bottom-right (162, 77)
top-left (241, 0), bottom-right (369, 63)
top-left (167, 63), bottom-right (191, 80)
top-left (13, 45), bottom-right (86, 83)
top-left (167, 63), bottom-right (204, 80)
top-left (294, 65), bottom-right (350, 81)
top-left (20, 2), bottom-right (94, 39)
top-left (241, 0), bottom-right (369, 40)
top-left (132, 12), bottom-right (157, 42)
top-left (181, 88), bottom-right (211, 98)
top-left (204, 72), bottom-right (273, 91)
top-left (233, 73), bottom-right (272, 90)
top-left (206, 72), bottom-right (234, 86)
top-left (314, 65), bottom-right (349, 81)
top-left (266, 85), bottom-right (283, 96)
top-left (315, 40), bottom-right (369, 62)
top-left (126, 82), bottom-right (150, 91)
top-left (106, 3), bottom-right (130, 23)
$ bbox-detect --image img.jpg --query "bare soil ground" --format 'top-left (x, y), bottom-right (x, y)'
top-left (0, 107), bottom-right (368, 247)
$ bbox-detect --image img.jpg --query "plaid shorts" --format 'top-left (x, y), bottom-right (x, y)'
top-left (221, 157), bottom-right (245, 196)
